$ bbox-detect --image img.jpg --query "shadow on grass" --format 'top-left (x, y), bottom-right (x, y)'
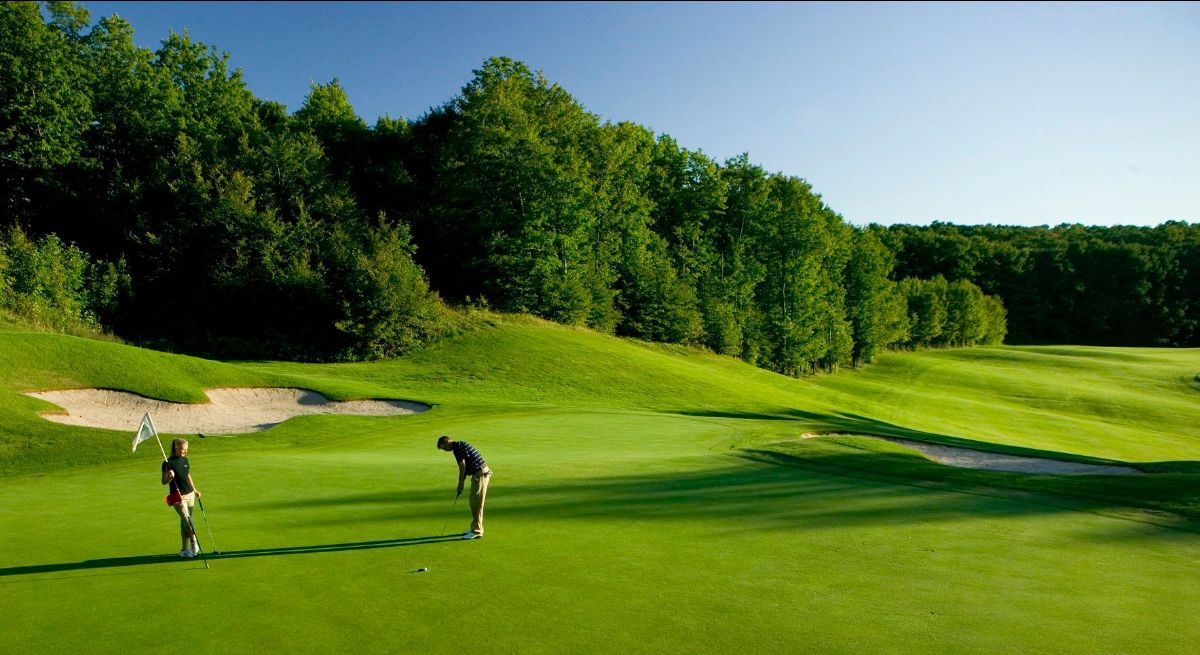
top-left (220, 402), bottom-right (1200, 534)
top-left (0, 534), bottom-right (462, 578)
top-left (255, 451), bottom-right (1199, 538)
top-left (672, 407), bottom-right (1152, 466)
top-left (674, 407), bottom-right (974, 441)
top-left (13, 436), bottom-right (1194, 581)
top-left (734, 446), bottom-right (1200, 531)
top-left (6, 454), bottom-right (1198, 581)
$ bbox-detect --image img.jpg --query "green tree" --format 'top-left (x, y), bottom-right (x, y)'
top-left (66, 12), bottom-right (174, 257)
top-left (0, 225), bottom-right (123, 332)
top-left (294, 79), bottom-right (368, 182)
top-left (331, 219), bottom-right (447, 359)
top-left (980, 293), bottom-right (1007, 345)
top-left (583, 121), bottom-right (659, 333)
top-left (846, 227), bottom-right (908, 365)
top-left (756, 175), bottom-right (826, 375)
top-left (646, 136), bottom-right (734, 353)
top-left (0, 1), bottom-right (93, 221)
top-left (350, 114), bottom-right (415, 228)
top-left (717, 154), bottom-right (770, 365)
top-left (426, 57), bottom-right (601, 325)
top-left (900, 276), bottom-right (948, 348)
top-left (616, 228), bottom-right (703, 343)
top-left (943, 278), bottom-right (989, 346)
top-left (815, 208), bottom-right (856, 372)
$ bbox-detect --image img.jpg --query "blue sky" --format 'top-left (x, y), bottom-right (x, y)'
top-left (77, 1), bottom-right (1199, 228)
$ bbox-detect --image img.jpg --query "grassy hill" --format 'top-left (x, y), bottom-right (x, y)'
top-left (3, 315), bottom-right (1199, 654)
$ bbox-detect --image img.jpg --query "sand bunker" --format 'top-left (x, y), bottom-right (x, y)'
top-left (802, 433), bottom-right (1142, 475)
top-left (26, 388), bottom-right (430, 435)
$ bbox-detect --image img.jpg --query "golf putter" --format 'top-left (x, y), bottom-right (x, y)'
top-left (198, 497), bottom-right (221, 554)
top-left (440, 495), bottom-right (460, 536)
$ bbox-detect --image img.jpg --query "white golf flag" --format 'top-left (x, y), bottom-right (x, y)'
top-left (132, 413), bottom-right (156, 452)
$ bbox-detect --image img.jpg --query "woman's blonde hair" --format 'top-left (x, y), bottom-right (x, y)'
top-left (171, 438), bottom-right (189, 457)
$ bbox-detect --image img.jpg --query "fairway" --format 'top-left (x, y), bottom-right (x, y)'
top-left (3, 318), bottom-right (1200, 654)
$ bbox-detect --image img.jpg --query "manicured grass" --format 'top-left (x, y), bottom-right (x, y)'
top-left (809, 345), bottom-right (1200, 463)
top-left (2, 316), bottom-right (1199, 653)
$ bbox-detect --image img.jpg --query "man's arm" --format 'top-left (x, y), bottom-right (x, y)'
top-left (456, 459), bottom-right (466, 497)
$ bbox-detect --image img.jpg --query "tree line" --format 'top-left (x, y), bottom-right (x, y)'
top-left (879, 222), bottom-right (1200, 346)
top-left (7, 2), bottom-right (1015, 372)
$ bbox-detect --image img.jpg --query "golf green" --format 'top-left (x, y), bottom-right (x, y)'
top-left (2, 318), bottom-right (1198, 653)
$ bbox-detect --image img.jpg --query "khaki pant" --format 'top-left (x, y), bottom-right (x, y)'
top-left (173, 492), bottom-right (197, 537)
top-left (469, 468), bottom-right (491, 535)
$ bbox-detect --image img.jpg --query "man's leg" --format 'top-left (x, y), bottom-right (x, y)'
top-left (469, 470), bottom-right (490, 535)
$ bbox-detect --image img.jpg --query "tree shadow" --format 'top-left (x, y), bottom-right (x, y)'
top-left (7, 458), bottom-right (1195, 582)
top-left (672, 407), bottom-right (1142, 466)
top-left (1140, 460), bottom-right (1200, 474)
top-left (252, 456), bottom-right (1198, 539)
top-left (672, 407), bottom-right (969, 440)
top-left (0, 534), bottom-right (462, 578)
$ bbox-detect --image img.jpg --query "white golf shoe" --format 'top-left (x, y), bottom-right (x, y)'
top-left (462, 531), bottom-right (482, 540)
top-left (180, 549), bottom-right (194, 558)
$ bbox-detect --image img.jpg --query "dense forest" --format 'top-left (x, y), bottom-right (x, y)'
top-left (1, 3), bottom-right (1192, 375)
top-left (879, 222), bottom-right (1200, 346)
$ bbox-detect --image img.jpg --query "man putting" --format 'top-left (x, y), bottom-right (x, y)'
top-left (437, 435), bottom-right (491, 540)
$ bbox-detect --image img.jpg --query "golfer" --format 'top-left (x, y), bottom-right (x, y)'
top-left (437, 435), bottom-right (491, 540)
top-left (161, 438), bottom-right (202, 558)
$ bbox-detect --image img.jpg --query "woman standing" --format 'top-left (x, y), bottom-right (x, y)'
top-left (162, 438), bottom-right (202, 557)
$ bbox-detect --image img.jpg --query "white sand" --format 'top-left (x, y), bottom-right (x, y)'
top-left (801, 433), bottom-right (1141, 475)
top-left (26, 388), bottom-right (430, 435)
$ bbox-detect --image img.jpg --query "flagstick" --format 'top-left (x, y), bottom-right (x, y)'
top-left (146, 413), bottom-right (169, 463)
